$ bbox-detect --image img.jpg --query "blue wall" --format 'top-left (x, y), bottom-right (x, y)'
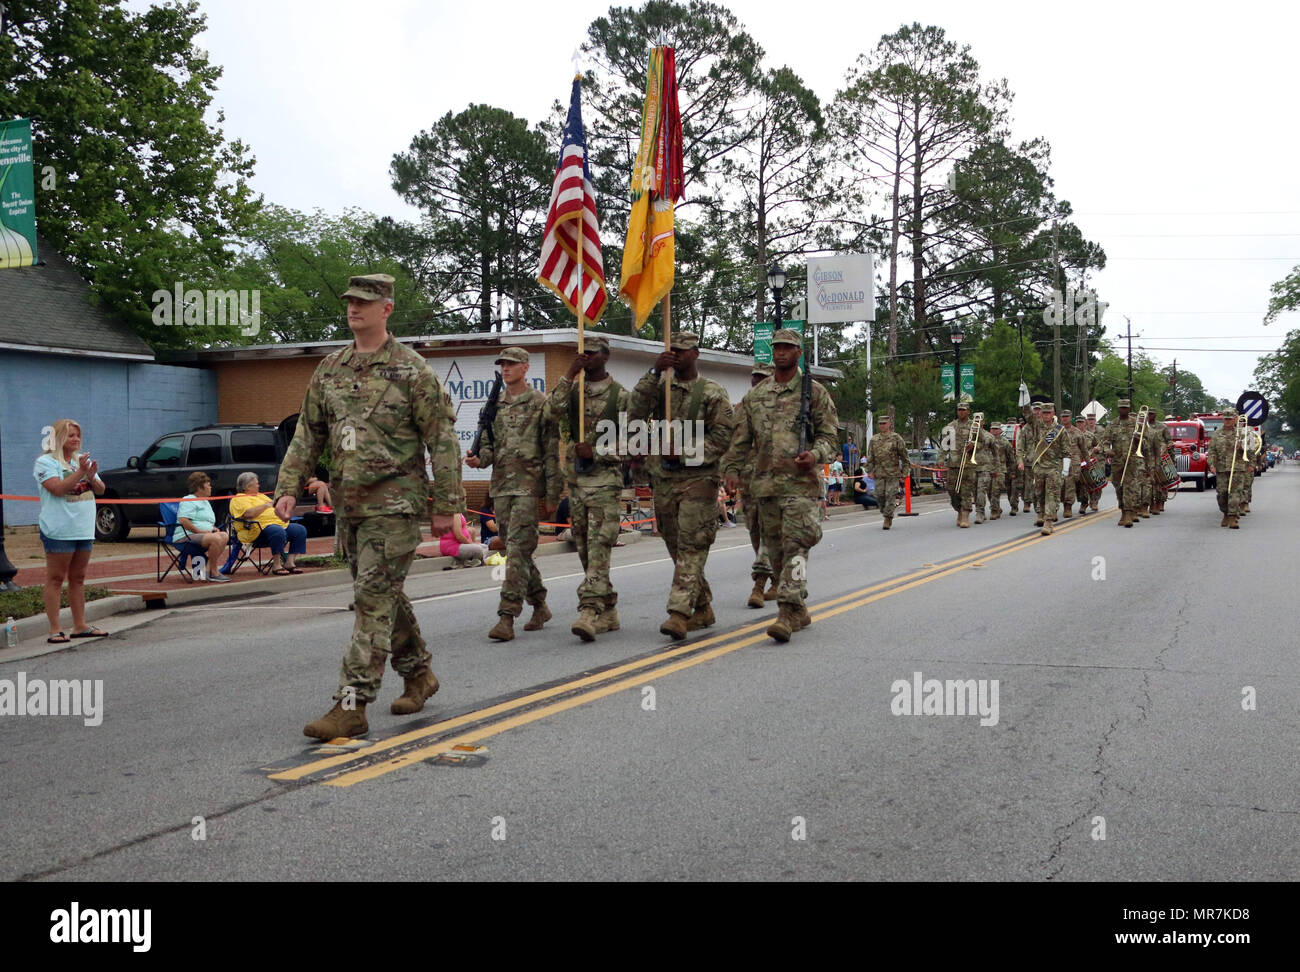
top-left (0, 352), bottom-right (217, 527)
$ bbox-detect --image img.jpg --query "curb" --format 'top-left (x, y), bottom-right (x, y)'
top-left (6, 594), bottom-right (147, 649)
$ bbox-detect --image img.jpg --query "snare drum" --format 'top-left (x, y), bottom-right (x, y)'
top-left (1157, 452), bottom-right (1181, 491)
top-left (1080, 456), bottom-right (1109, 494)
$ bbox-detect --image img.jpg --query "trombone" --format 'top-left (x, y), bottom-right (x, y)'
top-left (1228, 420), bottom-right (1259, 495)
top-left (1118, 405), bottom-right (1149, 487)
top-left (956, 411), bottom-right (983, 492)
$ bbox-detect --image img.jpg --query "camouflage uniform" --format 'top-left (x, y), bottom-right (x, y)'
top-left (984, 425), bottom-right (1013, 519)
top-left (1007, 421), bottom-right (1029, 513)
top-left (548, 357), bottom-right (628, 620)
top-left (276, 331), bottom-right (464, 706)
top-left (1207, 411), bottom-right (1252, 525)
top-left (1026, 409), bottom-right (1069, 529)
top-left (864, 426), bottom-right (910, 523)
top-left (941, 408), bottom-right (994, 526)
top-left (1101, 402), bottom-right (1148, 526)
top-left (1058, 414), bottom-right (1084, 515)
top-left (1015, 407), bottom-right (1045, 513)
top-left (628, 337), bottom-right (734, 624)
top-left (1071, 420), bottom-right (1098, 513)
top-left (722, 339), bottom-right (838, 628)
top-left (1145, 415), bottom-right (1173, 513)
top-left (476, 378), bottom-right (560, 620)
top-left (973, 421), bottom-right (999, 521)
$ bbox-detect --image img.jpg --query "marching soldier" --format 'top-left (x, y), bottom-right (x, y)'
top-left (1006, 416), bottom-right (1026, 515)
top-left (1145, 411), bottom-right (1173, 515)
top-left (277, 273), bottom-right (464, 740)
top-left (941, 402), bottom-right (993, 527)
top-left (466, 347), bottom-right (560, 642)
top-left (1083, 412), bottom-right (1102, 510)
top-left (1058, 410), bottom-right (1084, 518)
top-left (985, 421), bottom-right (1012, 520)
top-left (1207, 408), bottom-right (1253, 528)
top-left (548, 335), bottom-right (630, 641)
top-left (973, 418), bottom-right (997, 523)
top-left (740, 364), bottom-right (777, 606)
top-left (1015, 402), bottom-right (1044, 515)
top-left (723, 328), bottom-right (839, 643)
top-left (628, 332), bottom-right (735, 639)
top-left (1101, 398), bottom-right (1147, 528)
top-left (1071, 411), bottom-right (1099, 515)
top-left (864, 414), bottom-right (910, 529)
top-left (1019, 401), bottom-right (1069, 535)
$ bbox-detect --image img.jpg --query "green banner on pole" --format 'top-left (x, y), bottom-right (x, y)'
top-left (753, 319), bottom-right (805, 366)
top-left (0, 118), bottom-right (38, 269)
top-left (941, 364), bottom-right (954, 401)
top-left (960, 363), bottom-right (974, 402)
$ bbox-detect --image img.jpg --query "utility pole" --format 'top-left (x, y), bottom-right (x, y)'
top-left (1170, 358), bottom-right (1177, 415)
top-left (1125, 316), bottom-right (1134, 400)
top-left (1052, 222), bottom-right (1062, 406)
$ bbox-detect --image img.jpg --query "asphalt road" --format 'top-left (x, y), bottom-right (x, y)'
top-left (2, 468), bottom-right (1296, 881)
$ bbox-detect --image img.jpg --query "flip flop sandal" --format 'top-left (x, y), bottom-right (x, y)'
top-left (70, 627), bottom-right (108, 638)
top-left (47, 632), bottom-right (71, 644)
top-left (272, 567), bottom-right (292, 576)
top-left (287, 566), bottom-right (303, 574)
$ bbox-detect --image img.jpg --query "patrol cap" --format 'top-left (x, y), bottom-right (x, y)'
top-left (1117, 398), bottom-right (1132, 408)
top-left (1222, 407), bottom-right (1238, 417)
top-left (340, 273), bottom-right (395, 302)
top-left (956, 401), bottom-right (970, 410)
top-left (1040, 401), bottom-right (1056, 411)
top-left (669, 331), bottom-right (699, 351)
top-left (581, 334), bottom-right (610, 354)
top-left (751, 363), bottom-right (774, 378)
top-left (494, 347), bottom-right (529, 365)
top-left (1061, 409), bottom-right (1072, 418)
top-left (990, 421), bottom-right (1003, 430)
top-left (1031, 402), bottom-right (1042, 410)
top-left (771, 328), bottom-right (803, 346)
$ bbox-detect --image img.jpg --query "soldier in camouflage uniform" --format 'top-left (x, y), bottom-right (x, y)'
top-left (1207, 408), bottom-right (1253, 528)
top-left (1006, 416), bottom-right (1027, 515)
top-left (1014, 402), bottom-right (1044, 515)
top-left (548, 334), bottom-right (629, 641)
top-left (984, 421), bottom-right (1012, 520)
top-left (276, 274), bottom-right (465, 740)
top-left (1070, 411), bottom-right (1099, 515)
top-left (628, 332), bottom-right (735, 639)
top-left (1101, 398), bottom-right (1147, 528)
top-left (1019, 401), bottom-right (1069, 535)
top-left (972, 416), bottom-right (999, 523)
top-left (1145, 411), bottom-right (1173, 515)
top-left (465, 347), bottom-right (560, 642)
top-left (864, 415), bottom-right (910, 529)
top-left (1058, 410), bottom-right (1084, 518)
top-left (940, 402), bottom-right (994, 528)
top-left (1083, 412), bottom-right (1102, 510)
top-left (740, 364), bottom-right (776, 607)
top-left (723, 329), bottom-right (839, 643)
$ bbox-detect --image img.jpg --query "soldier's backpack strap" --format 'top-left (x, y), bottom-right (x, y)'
top-left (685, 377), bottom-right (706, 425)
top-left (569, 380), bottom-right (624, 442)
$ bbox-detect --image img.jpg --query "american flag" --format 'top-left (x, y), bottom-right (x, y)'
top-left (538, 77), bottom-right (607, 323)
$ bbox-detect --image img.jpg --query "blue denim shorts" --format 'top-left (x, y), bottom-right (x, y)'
top-left (40, 532), bottom-right (94, 554)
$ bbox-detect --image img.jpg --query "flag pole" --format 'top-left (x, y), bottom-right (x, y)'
top-left (575, 72), bottom-right (586, 445)
top-left (663, 293), bottom-right (672, 429)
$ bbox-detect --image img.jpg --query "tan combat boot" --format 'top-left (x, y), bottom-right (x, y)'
top-left (659, 612), bottom-right (690, 639)
top-left (990, 508), bottom-right (1001, 520)
top-left (763, 578), bottom-right (779, 601)
top-left (1220, 514), bottom-right (1229, 527)
top-left (304, 700), bottom-right (368, 740)
top-left (791, 604), bottom-right (812, 631)
top-left (767, 605), bottom-right (797, 643)
top-left (686, 603), bottom-right (715, 631)
top-left (1228, 515), bottom-right (1240, 529)
top-left (571, 607), bottom-right (599, 642)
top-left (1122, 510), bottom-right (1135, 528)
top-left (488, 614), bottom-right (515, 642)
top-left (1063, 505), bottom-right (1072, 518)
top-left (882, 516), bottom-right (892, 530)
top-left (957, 510), bottom-right (969, 528)
top-left (1040, 520), bottom-right (1053, 536)
top-left (1035, 515), bottom-right (1045, 527)
top-left (523, 602), bottom-right (551, 631)
top-left (747, 580), bottom-right (767, 608)
top-left (593, 605), bottom-right (620, 634)
top-left (391, 667), bottom-right (440, 715)
top-left (975, 510), bottom-right (986, 524)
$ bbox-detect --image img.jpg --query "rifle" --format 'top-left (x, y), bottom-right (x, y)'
top-left (797, 361), bottom-right (814, 456)
top-left (468, 371), bottom-right (503, 459)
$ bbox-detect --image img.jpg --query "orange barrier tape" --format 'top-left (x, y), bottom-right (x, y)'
top-left (1, 492), bottom-right (242, 504)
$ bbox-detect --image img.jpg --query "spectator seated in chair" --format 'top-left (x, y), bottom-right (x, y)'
top-left (176, 471), bottom-right (231, 581)
top-left (229, 471), bottom-right (307, 575)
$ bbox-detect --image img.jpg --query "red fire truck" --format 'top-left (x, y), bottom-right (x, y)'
top-left (1167, 416), bottom-right (1213, 490)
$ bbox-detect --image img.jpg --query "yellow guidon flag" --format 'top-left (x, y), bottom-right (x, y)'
top-left (620, 46), bottom-right (683, 332)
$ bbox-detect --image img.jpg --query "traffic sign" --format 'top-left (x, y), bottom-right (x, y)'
top-left (1236, 391), bottom-right (1269, 424)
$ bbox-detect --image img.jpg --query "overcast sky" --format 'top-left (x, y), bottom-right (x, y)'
top-left (163, 0), bottom-right (1300, 404)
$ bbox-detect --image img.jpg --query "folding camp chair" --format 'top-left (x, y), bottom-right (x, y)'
top-left (157, 502), bottom-right (207, 583)
top-left (222, 516), bottom-right (275, 577)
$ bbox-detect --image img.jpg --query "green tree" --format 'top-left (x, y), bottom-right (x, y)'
top-left (1090, 350), bottom-right (1165, 415)
top-left (1264, 265), bottom-right (1300, 325)
top-left (1253, 328), bottom-right (1300, 437)
top-left (390, 104), bottom-right (556, 332)
top-left (969, 320), bottom-right (1044, 421)
top-left (0, 0), bottom-right (259, 349)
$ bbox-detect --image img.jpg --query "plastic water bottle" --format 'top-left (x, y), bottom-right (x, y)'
top-left (4, 617), bottom-right (17, 649)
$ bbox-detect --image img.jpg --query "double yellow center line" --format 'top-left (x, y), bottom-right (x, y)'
top-left (268, 510), bottom-right (1111, 787)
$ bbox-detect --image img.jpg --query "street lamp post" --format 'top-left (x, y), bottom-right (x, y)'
top-left (767, 261), bottom-right (786, 338)
top-left (951, 319), bottom-right (965, 403)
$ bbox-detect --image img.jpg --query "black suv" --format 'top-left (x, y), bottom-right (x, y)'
top-left (94, 419), bottom-right (331, 541)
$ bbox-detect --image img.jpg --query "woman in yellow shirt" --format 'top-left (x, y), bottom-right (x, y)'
top-left (229, 471), bottom-right (308, 574)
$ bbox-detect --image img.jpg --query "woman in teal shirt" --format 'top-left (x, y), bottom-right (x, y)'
top-left (33, 419), bottom-right (108, 643)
